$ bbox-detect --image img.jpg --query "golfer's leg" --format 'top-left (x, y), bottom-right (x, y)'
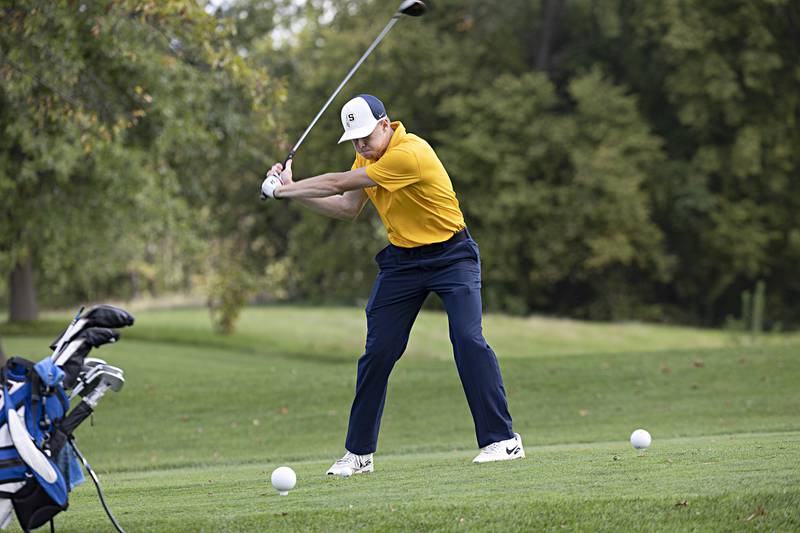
top-left (345, 271), bottom-right (427, 455)
top-left (438, 276), bottom-right (514, 448)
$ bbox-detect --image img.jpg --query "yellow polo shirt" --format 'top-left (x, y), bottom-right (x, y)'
top-left (351, 122), bottom-right (466, 248)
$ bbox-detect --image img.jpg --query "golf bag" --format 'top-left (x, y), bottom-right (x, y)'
top-left (0, 305), bottom-right (133, 532)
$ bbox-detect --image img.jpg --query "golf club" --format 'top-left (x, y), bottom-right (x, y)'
top-left (69, 440), bottom-right (126, 533)
top-left (83, 357), bottom-right (108, 370)
top-left (261, 0), bottom-right (428, 199)
top-left (57, 375), bottom-right (127, 533)
top-left (70, 364), bottom-right (124, 400)
top-left (61, 369), bottom-right (125, 436)
top-left (52, 327), bottom-right (120, 367)
top-left (51, 327), bottom-right (122, 389)
top-left (50, 305), bottom-right (134, 355)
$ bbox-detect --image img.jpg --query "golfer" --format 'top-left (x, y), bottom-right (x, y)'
top-left (262, 94), bottom-right (524, 475)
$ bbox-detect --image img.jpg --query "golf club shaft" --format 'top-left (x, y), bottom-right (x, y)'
top-left (70, 440), bottom-right (126, 533)
top-left (51, 307), bottom-right (84, 357)
top-left (280, 13), bottom-right (403, 168)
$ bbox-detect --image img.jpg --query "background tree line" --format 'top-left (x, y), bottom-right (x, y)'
top-left (2, 0), bottom-right (798, 348)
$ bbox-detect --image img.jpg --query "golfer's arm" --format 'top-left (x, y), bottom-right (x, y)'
top-left (294, 190), bottom-right (369, 221)
top-left (276, 168), bottom-right (375, 220)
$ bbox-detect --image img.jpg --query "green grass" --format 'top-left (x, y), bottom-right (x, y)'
top-left (1, 306), bottom-right (799, 531)
top-left (4, 306), bottom-right (797, 361)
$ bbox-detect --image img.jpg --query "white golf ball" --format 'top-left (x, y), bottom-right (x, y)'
top-left (630, 429), bottom-right (652, 450)
top-left (271, 466), bottom-right (297, 496)
top-left (338, 469), bottom-right (352, 478)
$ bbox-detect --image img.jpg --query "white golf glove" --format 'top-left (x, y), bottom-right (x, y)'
top-left (260, 174), bottom-right (282, 200)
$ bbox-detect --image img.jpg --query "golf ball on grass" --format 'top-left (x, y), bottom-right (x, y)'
top-left (630, 429), bottom-right (652, 451)
top-left (271, 466), bottom-right (296, 496)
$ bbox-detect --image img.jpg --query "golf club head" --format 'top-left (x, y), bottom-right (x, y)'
top-left (49, 305), bottom-right (133, 350)
top-left (70, 372), bottom-right (123, 400)
top-left (97, 370), bottom-right (125, 392)
top-left (83, 357), bottom-right (108, 370)
top-left (82, 304), bottom-right (135, 329)
top-left (53, 327), bottom-right (122, 388)
top-left (398, 0), bottom-right (428, 16)
top-left (80, 327), bottom-right (121, 347)
top-left (83, 364), bottom-right (124, 386)
top-left (71, 364), bottom-right (124, 399)
top-left (54, 327), bottom-right (118, 362)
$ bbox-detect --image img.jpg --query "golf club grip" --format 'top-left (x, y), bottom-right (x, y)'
top-left (282, 151), bottom-right (294, 169)
top-left (60, 401), bottom-right (94, 435)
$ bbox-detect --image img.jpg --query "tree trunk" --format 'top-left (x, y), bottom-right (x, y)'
top-left (532, 0), bottom-right (566, 72)
top-left (9, 252), bottom-right (38, 322)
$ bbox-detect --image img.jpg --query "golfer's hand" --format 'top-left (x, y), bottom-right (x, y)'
top-left (260, 174), bottom-right (281, 200)
top-left (261, 160), bottom-right (293, 200)
top-left (268, 160), bottom-right (293, 185)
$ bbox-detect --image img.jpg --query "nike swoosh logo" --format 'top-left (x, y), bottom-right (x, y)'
top-left (506, 446), bottom-right (520, 455)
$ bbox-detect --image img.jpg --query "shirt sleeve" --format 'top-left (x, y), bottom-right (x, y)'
top-left (364, 147), bottom-right (420, 192)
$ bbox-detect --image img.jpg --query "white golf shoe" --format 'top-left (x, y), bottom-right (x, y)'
top-left (472, 432), bottom-right (525, 463)
top-left (326, 451), bottom-right (374, 476)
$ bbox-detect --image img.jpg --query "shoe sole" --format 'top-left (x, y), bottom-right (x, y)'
top-left (326, 464), bottom-right (374, 476)
top-left (472, 452), bottom-right (525, 463)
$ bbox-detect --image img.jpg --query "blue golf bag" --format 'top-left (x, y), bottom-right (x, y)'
top-left (0, 305), bottom-right (133, 532)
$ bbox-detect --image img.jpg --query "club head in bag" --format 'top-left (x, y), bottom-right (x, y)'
top-left (82, 305), bottom-right (135, 329)
top-left (82, 372), bottom-right (125, 408)
top-left (50, 305), bottom-right (134, 351)
top-left (81, 364), bottom-right (124, 389)
top-left (70, 365), bottom-right (124, 399)
top-left (53, 328), bottom-right (119, 363)
top-left (75, 358), bottom-right (108, 383)
top-left (398, 0), bottom-right (428, 16)
top-left (82, 357), bottom-right (108, 371)
top-left (80, 327), bottom-right (121, 347)
top-left (52, 328), bottom-right (121, 389)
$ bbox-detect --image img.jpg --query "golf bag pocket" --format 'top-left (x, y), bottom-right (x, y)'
top-left (0, 447), bottom-right (27, 485)
top-left (1, 364), bottom-right (69, 521)
top-left (10, 477), bottom-right (68, 531)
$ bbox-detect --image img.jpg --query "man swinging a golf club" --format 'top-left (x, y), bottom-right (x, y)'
top-left (263, 94), bottom-right (524, 475)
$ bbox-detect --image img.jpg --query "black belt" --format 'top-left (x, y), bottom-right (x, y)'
top-left (399, 229), bottom-right (468, 253)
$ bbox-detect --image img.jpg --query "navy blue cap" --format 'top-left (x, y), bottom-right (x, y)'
top-left (356, 94), bottom-right (387, 120)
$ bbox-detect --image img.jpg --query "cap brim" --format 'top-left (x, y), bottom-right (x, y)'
top-left (337, 122), bottom-right (379, 144)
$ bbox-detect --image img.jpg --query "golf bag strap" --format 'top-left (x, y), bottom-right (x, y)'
top-left (7, 358), bottom-right (44, 442)
top-left (5, 357), bottom-right (39, 397)
top-left (5, 357), bottom-right (35, 371)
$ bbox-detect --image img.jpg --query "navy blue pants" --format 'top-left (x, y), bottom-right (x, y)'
top-left (345, 230), bottom-right (515, 454)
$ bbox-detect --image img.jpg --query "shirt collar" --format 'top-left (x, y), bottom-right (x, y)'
top-left (356, 121), bottom-right (406, 163)
top-left (374, 121), bottom-right (405, 161)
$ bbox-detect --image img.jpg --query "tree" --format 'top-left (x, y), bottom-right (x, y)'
top-left (613, 0), bottom-right (800, 323)
top-left (1, 1), bottom-right (281, 331)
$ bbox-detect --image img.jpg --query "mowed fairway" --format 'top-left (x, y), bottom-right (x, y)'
top-left (2, 307), bottom-right (799, 531)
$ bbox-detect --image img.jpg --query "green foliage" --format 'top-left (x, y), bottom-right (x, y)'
top-left (201, 238), bottom-right (257, 335)
top-left (436, 69), bottom-right (671, 318)
top-left (0, 0), bottom-right (280, 322)
top-left (259, 0), bottom-right (799, 326)
top-left (2, 0), bottom-right (799, 328)
top-left (726, 279), bottom-right (769, 341)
